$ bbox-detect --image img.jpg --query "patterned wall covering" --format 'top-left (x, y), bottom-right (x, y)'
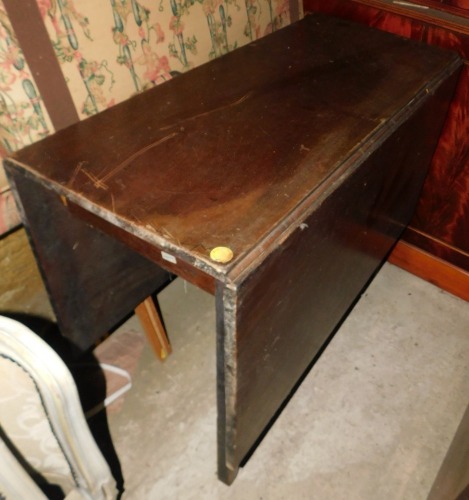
top-left (0, 1), bottom-right (53, 155)
top-left (0, 0), bottom-right (301, 234)
top-left (0, 0), bottom-right (54, 232)
top-left (40, 0), bottom-right (294, 117)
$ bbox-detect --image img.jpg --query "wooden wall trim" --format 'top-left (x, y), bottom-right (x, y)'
top-left (388, 241), bottom-right (469, 301)
top-left (346, 0), bottom-right (469, 32)
top-left (2, 0), bottom-right (79, 131)
top-left (290, 0), bottom-right (303, 23)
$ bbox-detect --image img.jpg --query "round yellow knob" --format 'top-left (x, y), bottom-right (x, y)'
top-left (210, 246), bottom-right (234, 264)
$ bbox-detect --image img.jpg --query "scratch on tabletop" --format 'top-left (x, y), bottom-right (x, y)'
top-left (68, 161), bottom-right (88, 186)
top-left (98, 131), bottom-right (179, 184)
top-left (189, 243), bottom-right (210, 254)
top-left (81, 169), bottom-right (109, 190)
top-left (144, 223), bottom-right (180, 246)
top-left (159, 91), bottom-right (254, 131)
top-left (160, 226), bottom-right (182, 246)
top-left (68, 92), bottom-right (253, 190)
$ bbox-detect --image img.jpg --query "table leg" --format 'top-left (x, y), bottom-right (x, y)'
top-left (135, 297), bottom-right (172, 361)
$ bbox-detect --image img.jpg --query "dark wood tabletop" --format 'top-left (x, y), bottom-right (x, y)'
top-left (8, 13), bottom-right (461, 281)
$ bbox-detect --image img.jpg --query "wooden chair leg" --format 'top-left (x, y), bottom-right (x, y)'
top-left (134, 297), bottom-right (172, 361)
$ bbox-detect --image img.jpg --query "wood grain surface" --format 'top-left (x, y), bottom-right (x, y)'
top-left (8, 14), bottom-right (461, 278)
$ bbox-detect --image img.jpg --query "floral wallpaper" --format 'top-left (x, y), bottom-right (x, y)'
top-left (0, 0), bottom-right (54, 232)
top-left (0, 0), bottom-right (53, 154)
top-left (39, 0), bottom-right (294, 118)
top-left (0, 0), bottom-right (299, 233)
